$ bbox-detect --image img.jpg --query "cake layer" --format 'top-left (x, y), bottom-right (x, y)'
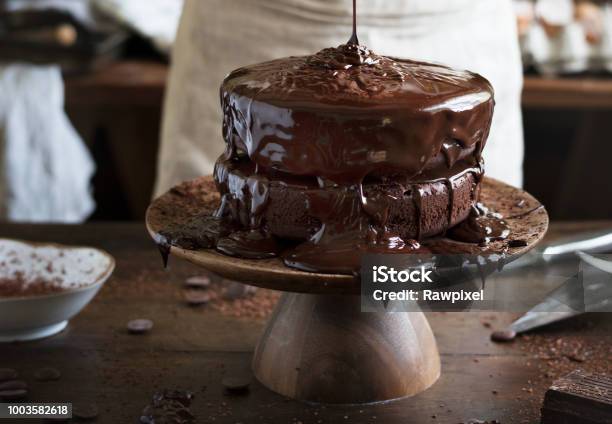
top-left (214, 156), bottom-right (482, 242)
top-left (221, 44), bottom-right (494, 184)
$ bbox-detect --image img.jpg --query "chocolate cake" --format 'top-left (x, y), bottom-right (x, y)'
top-left (154, 1), bottom-right (511, 275)
top-left (204, 39), bottom-right (507, 274)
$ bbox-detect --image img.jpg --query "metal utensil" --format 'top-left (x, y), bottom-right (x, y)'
top-left (504, 229), bottom-right (612, 271)
top-left (505, 250), bottom-right (612, 335)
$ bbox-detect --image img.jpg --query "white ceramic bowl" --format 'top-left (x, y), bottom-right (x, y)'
top-left (0, 238), bottom-right (115, 342)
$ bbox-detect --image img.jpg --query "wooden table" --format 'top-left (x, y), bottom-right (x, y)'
top-left (1, 221), bottom-right (610, 423)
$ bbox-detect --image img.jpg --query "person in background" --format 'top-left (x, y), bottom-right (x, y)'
top-left (155, 0), bottom-right (523, 196)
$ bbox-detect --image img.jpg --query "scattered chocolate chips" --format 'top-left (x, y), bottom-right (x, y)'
top-left (222, 374), bottom-right (251, 394)
top-left (127, 319), bottom-right (154, 335)
top-left (185, 275), bottom-right (211, 289)
top-left (0, 389), bottom-right (27, 400)
top-left (0, 368), bottom-right (18, 382)
top-left (34, 367), bottom-right (61, 381)
top-left (73, 403), bottom-right (99, 420)
top-left (184, 290), bottom-right (211, 306)
top-left (490, 329), bottom-right (517, 343)
top-left (140, 389), bottom-right (195, 424)
top-left (0, 380), bottom-right (27, 391)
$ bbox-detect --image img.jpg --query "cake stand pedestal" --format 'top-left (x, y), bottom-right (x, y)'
top-left (252, 293), bottom-right (440, 403)
top-left (146, 176), bottom-right (548, 404)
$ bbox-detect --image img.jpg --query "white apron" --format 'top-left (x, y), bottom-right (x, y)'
top-left (155, 0), bottom-right (523, 196)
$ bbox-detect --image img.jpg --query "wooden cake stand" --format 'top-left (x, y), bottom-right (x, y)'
top-left (146, 176), bottom-right (548, 404)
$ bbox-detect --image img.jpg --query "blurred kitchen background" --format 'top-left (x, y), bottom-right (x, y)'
top-left (0, 0), bottom-right (611, 223)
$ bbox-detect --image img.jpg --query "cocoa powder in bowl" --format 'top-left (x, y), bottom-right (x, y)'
top-left (0, 239), bottom-right (114, 299)
top-left (0, 274), bottom-right (67, 298)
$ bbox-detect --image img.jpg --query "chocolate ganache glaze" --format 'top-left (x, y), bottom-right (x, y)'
top-left (220, 43), bottom-right (494, 183)
top-left (154, 1), bottom-right (510, 274)
top-left (198, 31), bottom-right (510, 275)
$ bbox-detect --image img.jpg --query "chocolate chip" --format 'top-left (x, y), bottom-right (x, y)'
top-left (0, 380), bottom-right (27, 391)
top-left (184, 290), bottom-right (210, 306)
top-left (222, 374), bottom-right (251, 394)
top-left (34, 367), bottom-right (61, 381)
top-left (491, 330), bottom-right (517, 343)
top-left (185, 275), bottom-right (211, 289)
top-left (73, 403), bottom-right (99, 420)
top-left (127, 319), bottom-right (154, 335)
top-left (508, 239), bottom-right (528, 248)
top-left (0, 389), bottom-right (27, 400)
top-left (0, 368), bottom-right (18, 382)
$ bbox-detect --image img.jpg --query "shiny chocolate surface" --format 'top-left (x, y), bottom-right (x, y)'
top-left (158, 1), bottom-right (509, 275)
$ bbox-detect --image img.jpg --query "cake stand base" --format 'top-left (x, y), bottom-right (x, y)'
top-left (252, 293), bottom-right (440, 404)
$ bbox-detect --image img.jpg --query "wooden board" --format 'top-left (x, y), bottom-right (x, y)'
top-left (146, 176), bottom-right (549, 294)
top-left (0, 222), bottom-right (609, 423)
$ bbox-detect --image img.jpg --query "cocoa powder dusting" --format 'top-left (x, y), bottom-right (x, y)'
top-left (181, 277), bottom-right (279, 319)
top-left (518, 332), bottom-right (611, 382)
top-left (506, 320), bottom-right (612, 421)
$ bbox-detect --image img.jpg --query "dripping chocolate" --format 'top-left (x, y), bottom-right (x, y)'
top-left (158, 11), bottom-right (512, 274)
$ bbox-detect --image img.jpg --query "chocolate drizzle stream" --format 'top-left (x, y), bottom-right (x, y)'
top-left (348, 0), bottom-right (359, 45)
top-left (155, 3), bottom-right (511, 274)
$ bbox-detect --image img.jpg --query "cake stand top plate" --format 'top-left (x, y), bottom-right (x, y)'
top-left (146, 176), bottom-right (548, 294)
